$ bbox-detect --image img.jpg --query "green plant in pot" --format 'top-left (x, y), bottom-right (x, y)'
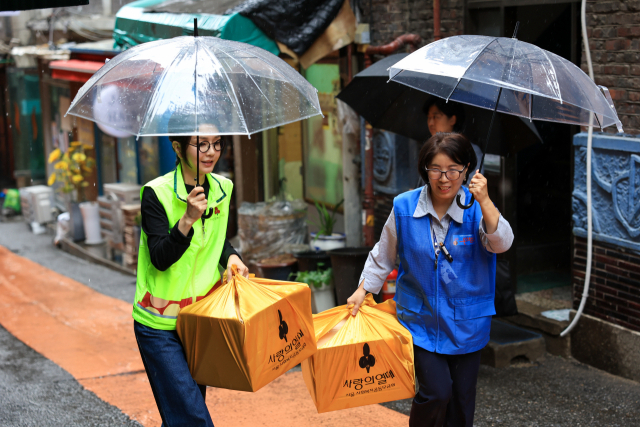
top-left (309, 199), bottom-right (345, 252)
top-left (290, 266), bottom-right (336, 313)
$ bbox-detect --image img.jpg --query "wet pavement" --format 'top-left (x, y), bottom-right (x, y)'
top-left (1, 220), bottom-right (640, 426)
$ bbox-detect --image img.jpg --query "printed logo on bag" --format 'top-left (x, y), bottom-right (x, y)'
top-left (343, 368), bottom-right (397, 396)
top-left (278, 309), bottom-right (289, 342)
top-left (268, 328), bottom-right (306, 370)
top-left (359, 343), bottom-right (376, 373)
top-left (453, 235), bottom-right (474, 246)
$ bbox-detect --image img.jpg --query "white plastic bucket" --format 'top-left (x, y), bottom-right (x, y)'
top-left (79, 201), bottom-right (103, 245)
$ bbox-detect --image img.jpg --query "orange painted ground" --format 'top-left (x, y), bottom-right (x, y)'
top-left (0, 246), bottom-right (409, 426)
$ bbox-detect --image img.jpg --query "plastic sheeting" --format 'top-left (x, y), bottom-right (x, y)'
top-left (302, 295), bottom-right (415, 413)
top-left (113, 0), bottom-right (279, 55)
top-left (237, 200), bottom-right (307, 264)
top-left (176, 267), bottom-right (317, 392)
top-left (228, 0), bottom-right (345, 56)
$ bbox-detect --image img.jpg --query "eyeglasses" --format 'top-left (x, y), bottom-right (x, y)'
top-left (190, 139), bottom-right (223, 153)
top-left (425, 166), bottom-right (466, 181)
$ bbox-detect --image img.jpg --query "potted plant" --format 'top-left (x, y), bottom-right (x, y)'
top-left (309, 199), bottom-right (346, 251)
top-left (48, 142), bottom-right (97, 242)
top-left (291, 266), bottom-right (336, 313)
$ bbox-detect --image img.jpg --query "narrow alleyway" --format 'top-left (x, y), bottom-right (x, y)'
top-left (1, 221), bottom-right (639, 427)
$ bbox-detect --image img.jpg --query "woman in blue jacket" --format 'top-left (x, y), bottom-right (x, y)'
top-left (348, 132), bottom-right (513, 427)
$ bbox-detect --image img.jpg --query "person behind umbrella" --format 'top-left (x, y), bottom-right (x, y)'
top-left (132, 122), bottom-right (249, 427)
top-left (348, 132), bottom-right (513, 427)
top-left (416, 98), bottom-right (483, 187)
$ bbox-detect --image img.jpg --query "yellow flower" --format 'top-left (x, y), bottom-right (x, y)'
top-left (72, 174), bottom-right (84, 183)
top-left (47, 173), bottom-right (56, 186)
top-left (70, 141), bottom-right (82, 147)
top-left (83, 144), bottom-right (93, 151)
top-left (54, 161), bottom-right (68, 170)
top-left (48, 148), bottom-right (61, 164)
top-left (72, 153), bottom-right (87, 162)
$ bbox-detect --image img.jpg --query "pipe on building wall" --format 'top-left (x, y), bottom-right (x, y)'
top-left (434, 0), bottom-right (441, 41)
top-left (361, 34), bottom-right (422, 246)
top-left (561, 0), bottom-right (594, 337)
top-left (364, 34), bottom-right (422, 67)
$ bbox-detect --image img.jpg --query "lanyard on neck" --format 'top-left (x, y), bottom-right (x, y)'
top-left (431, 218), bottom-right (453, 264)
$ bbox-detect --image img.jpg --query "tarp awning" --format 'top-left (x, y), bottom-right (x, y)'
top-left (113, 0), bottom-right (279, 55)
top-left (49, 60), bottom-right (104, 83)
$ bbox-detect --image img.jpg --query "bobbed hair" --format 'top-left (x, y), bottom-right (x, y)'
top-left (418, 132), bottom-right (477, 184)
top-left (167, 115), bottom-right (228, 167)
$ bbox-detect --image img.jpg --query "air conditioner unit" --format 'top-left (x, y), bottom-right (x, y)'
top-left (372, 129), bottom-right (420, 195)
top-left (19, 185), bottom-right (54, 224)
top-left (103, 183), bottom-right (142, 204)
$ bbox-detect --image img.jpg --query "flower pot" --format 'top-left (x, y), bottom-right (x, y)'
top-left (79, 201), bottom-right (102, 245)
top-left (255, 254), bottom-right (298, 281)
top-left (328, 247), bottom-right (373, 305)
top-left (293, 250), bottom-right (331, 272)
top-left (310, 282), bottom-right (336, 314)
top-left (309, 232), bottom-right (346, 252)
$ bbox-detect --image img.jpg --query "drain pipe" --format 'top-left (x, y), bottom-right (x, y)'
top-left (561, 0), bottom-right (593, 337)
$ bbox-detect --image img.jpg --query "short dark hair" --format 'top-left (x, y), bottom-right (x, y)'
top-left (424, 98), bottom-right (466, 133)
top-left (418, 132), bottom-right (477, 184)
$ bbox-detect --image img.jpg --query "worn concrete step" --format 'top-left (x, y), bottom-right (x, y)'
top-left (504, 300), bottom-right (572, 357)
top-left (481, 319), bottom-right (546, 368)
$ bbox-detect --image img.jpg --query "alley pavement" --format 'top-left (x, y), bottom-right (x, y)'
top-left (1, 219), bottom-right (639, 426)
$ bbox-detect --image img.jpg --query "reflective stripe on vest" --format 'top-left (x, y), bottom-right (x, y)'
top-left (132, 164), bottom-right (233, 330)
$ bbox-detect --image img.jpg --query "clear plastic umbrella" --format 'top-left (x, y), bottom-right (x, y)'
top-left (67, 21), bottom-right (321, 217)
top-left (67, 35), bottom-right (321, 137)
top-left (389, 28), bottom-right (623, 208)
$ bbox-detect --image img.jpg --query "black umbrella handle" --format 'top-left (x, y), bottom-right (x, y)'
top-left (202, 208), bottom-right (213, 219)
top-left (456, 193), bottom-right (475, 209)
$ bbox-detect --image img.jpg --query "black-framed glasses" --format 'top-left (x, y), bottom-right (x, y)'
top-left (425, 166), bottom-right (466, 181)
top-left (190, 139), bottom-right (223, 153)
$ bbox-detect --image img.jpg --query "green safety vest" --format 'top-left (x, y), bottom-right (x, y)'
top-left (132, 164), bottom-right (233, 330)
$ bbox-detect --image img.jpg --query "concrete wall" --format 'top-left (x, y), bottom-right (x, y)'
top-left (571, 311), bottom-right (640, 382)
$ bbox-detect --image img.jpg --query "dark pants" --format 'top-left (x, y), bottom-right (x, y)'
top-left (134, 321), bottom-right (214, 427)
top-left (409, 345), bottom-right (482, 427)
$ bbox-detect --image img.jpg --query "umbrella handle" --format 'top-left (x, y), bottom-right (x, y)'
top-left (456, 193), bottom-right (474, 210)
top-left (202, 208), bottom-right (214, 219)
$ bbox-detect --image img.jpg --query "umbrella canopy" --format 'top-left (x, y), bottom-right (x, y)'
top-left (337, 53), bottom-right (542, 154)
top-left (67, 35), bottom-right (322, 137)
top-left (389, 35), bottom-right (623, 133)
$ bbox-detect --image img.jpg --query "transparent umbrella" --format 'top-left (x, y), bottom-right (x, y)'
top-left (67, 21), bottom-right (322, 217)
top-left (389, 26), bottom-right (623, 208)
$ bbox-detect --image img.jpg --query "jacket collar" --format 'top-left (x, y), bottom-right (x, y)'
top-left (413, 185), bottom-right (465, 224)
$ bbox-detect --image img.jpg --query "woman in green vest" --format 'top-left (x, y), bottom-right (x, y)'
top-left (133, 123), bottom-right (249, 426)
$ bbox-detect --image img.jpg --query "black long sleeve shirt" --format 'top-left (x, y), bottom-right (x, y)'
top-left (141, 179), bottom-right (239, 272)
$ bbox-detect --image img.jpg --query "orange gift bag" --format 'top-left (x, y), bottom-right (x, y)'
top-left (176, 267), bottom-right (317, 392)
top-left (301, 294), bottom-right (415, 413)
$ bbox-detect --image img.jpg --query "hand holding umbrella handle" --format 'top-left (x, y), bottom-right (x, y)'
top-left (456, 193), bottom-right (474, 209)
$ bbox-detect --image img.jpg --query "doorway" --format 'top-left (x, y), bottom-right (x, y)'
top-left (467, 1), bottom-right (580, 293)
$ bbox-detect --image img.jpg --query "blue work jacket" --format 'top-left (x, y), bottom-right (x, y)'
top-left (394, 187), bottom-right (496, 355)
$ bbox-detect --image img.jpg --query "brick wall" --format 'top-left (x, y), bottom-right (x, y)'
top-left (573, 236), bottom-right (640, 332)
top-left (360, 0), bottom-right (464, 48)
top-left (584, 0), bottom-right (640, 135)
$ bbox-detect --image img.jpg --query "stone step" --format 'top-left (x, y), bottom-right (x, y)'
top-left (481, 319), bottom-right (546, 368)
top-left (503, 300), bottom-right (572, 357)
